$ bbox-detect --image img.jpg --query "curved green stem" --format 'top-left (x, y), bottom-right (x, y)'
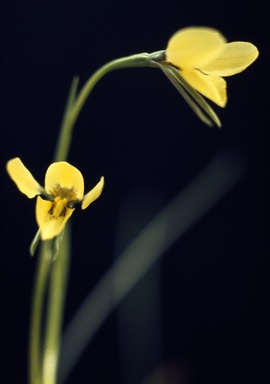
top-left (29, 52), bottom-right (154, 384)
top-left (70, 53), bottom-right (152, 127)
top-left (54, 53), bottom-right (152, 162)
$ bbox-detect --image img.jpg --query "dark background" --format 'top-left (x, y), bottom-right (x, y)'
top-left (1, 1), bottom-right (269, 383)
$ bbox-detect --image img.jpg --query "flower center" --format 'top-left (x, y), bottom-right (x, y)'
top-left (47, 185), bottom-right (80, 218)
top-left (51, 184), bottom-right (78, 201)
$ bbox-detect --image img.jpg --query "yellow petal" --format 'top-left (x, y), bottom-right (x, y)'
top-left (45, 162), bottom-right (84, 200)
top-left (6, 158), bottom-right (43, 198)
top-left (201, 42), bottom-right (259, 76)
top-left (166, 27), bottom-right (226, 69)
top-left (36, 196), bottom-right (74, 240)
top-left (82, 176), bottom-right (104, 210)
top-left (180, 69), bottom-right (227, 107)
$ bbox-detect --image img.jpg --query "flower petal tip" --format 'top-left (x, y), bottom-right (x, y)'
top-left (81, 176), bottom-right (104, 210)
top-left (6, 157), bottom-right (42, 198)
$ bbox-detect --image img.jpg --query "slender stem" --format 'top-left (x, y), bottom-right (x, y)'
top-left (70, 53), bottom-right (152, 128)
top-left (28, 240), bottom-right (53, 384)
top-left (53, 77), bottom-right (80, 162)
top-left (28, 71), bottom-right (76, 384)
top-left (53, 53), bottom-right (152, 162)
top-left (29, 52), bottom-right (153, 384)
top-left (42, 224), bottom-right (71, 384)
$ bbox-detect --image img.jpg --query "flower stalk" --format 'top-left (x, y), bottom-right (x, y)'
top-left (42, 224), bottom-right (70, 384)
top-left (27, 53), bottom-right (152, 384)
top-left (54, 53), bottom-right (155, 162)
top-left (29, 239), bottom-right (53, 384)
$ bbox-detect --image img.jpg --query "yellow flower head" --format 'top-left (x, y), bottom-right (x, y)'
top-left (7, 158), bottom-right (104, 240)
top-left (165, 27), bottom-right (259, 107)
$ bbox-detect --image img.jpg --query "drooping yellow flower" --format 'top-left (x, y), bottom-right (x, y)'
top-left (165, 27), bottom-right (259, 107)
top-left (7, 158), bottom-right (104, 240)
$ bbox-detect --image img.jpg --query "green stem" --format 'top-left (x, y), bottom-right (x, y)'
top-left (53, 77), bottom-right (80, 162)
top-left (42, 224), bottom-right (71, 384)
top-left (28, 240), bottom-right (53, 384)
top-left (53, 53), bottom-right (153, 162)
top-left (29, 51), bottom-right (154, 384)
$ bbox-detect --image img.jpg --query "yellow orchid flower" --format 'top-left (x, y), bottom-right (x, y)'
top-left (150, 26), bottom-right (258, 126)
top-left (6, 158), bottom-right (104, 240)
top-left (165, 26), bottom-right (258, 107)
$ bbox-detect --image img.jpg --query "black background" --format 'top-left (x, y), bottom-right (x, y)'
top-left (1, 1), bottom-right (269, 383)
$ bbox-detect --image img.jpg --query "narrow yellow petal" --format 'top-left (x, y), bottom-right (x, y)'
top-left (36, 196), bottom-right (74, 240)
top-left (45, 162), bottom-right (84, 200)
top-left (6, 158), bottom-right (42, 198)
top-left (201, 42), bottom-right (259, 76)
top-left (166, 27), bottom-right (226, 69)
top-left (82, 176), bottom-right (104, 210)
top-left (181, 69), bottom-right (227, 107)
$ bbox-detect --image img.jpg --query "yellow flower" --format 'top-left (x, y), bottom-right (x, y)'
top-left (7, 158), bottom-right (104, 240)
top-left (165, 27), bottom-right (259, 107)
